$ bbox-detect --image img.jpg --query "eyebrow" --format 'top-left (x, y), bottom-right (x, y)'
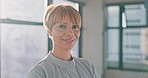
top-left (59, 22), bottom-right (77, 25)
top-left (59, 22), bottom-right (67, 24)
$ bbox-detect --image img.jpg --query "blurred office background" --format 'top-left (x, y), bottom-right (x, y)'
top-left (0, 0), bottom-right (148, 78)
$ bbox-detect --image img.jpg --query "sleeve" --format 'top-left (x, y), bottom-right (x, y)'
top-left (28, 66), bottom-right (45, 78)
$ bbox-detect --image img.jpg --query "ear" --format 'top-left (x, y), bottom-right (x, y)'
top-left (47, 29), bottom-right (52, 37)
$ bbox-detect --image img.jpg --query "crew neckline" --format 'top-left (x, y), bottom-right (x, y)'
top-left (47, 52), bottom-right (76, 69)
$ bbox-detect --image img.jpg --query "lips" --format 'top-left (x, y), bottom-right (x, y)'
top-left (62, 38), bottom-right (75, 43)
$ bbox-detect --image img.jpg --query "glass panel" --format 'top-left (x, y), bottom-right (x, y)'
top-left (123, 28), bottom-right (148, 70)
top-left (1, 0), bottom-right (45, 22)
top-left (122, 12), bottom-right (127, 28)
top-left (125, 4), bottom-right (147, 26)
top-left (1, 24), bottom-right (48, 78)
top-left (107, 6), bottom-right (119, 27)
top-left (107, 29), bottom-right (119, 67)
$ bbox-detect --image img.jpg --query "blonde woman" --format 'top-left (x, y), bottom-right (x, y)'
top-left (28, 3), bottom-right (101, 78)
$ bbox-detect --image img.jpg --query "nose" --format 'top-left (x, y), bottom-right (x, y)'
top-left (66, 28), bottom-right (74, 36)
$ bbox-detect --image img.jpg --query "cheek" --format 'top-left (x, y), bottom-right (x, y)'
top-left (53, 33), bottom-right (60, 39)
top-left (52, 34), bottom-right (61, 44)
top-left (52, 31), bottom-right (64, 40)
top-left (75, 31), bottom-right (80, 38)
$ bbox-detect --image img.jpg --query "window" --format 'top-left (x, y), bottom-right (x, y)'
top-left (1, 0), bottom-right (81, 78)
top-left (1, 0), bottom-right (47, 78)
top-left (106, 4), bottom-right (148, 71)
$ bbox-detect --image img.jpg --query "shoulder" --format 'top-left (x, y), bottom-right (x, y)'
top-left (73, 57), bottom-right (92, 66)
top-left (28, 57), bottom-right (54, 78)
top-left (73, 57), bottom-right (101, 78)
top-left (29, 60), bottom-right (46, 72)
top-left (28, 60), bottom-right (47, 78)
top-left (73, 57), bottom-right (95, 72)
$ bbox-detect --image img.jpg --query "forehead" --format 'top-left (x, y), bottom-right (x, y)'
top-left (59, 16), bottom-right (77, 24)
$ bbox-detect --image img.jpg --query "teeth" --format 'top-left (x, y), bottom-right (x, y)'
top-left (67, 39), bottom-right (73, 42)
top-left (63, 39), bottom-right (74, 43)
top-left (62, 37), bottom-right (75, 43)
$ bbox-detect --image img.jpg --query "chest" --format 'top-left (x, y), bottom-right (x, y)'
top-left (44, 65), bottom-right (93, 78)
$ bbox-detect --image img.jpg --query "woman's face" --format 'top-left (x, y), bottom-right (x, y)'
top-left (49, 18), bottom-right (81, 50)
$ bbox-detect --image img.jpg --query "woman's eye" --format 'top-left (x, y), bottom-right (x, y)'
top-left (72, 25), bottom-right (79, 30)
top-left (59, 25), bottom-right (66, 29)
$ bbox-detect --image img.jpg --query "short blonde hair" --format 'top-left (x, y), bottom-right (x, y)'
top-left (43, 3), bottom-right (81, 31)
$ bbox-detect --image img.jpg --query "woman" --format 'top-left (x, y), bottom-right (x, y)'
top-left (28, 3), bottom-right (101, 78)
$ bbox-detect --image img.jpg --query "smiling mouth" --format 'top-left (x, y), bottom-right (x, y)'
top-left (63, 39), bottom-right (75, 43)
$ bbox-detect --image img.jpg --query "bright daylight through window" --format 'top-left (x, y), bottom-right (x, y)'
top-left (1, 0), bottom-right (80, 78)
top-left (106, 4), bottom-right (148, 71)
top-left (1, 0), bottom-right (47, 78)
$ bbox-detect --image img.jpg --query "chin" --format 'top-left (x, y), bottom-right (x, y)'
top-left (64, 45), bottom-right (75, 50)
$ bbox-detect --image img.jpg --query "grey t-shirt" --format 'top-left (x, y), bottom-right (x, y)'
top-left (28, 53), bottom-right (101, 78)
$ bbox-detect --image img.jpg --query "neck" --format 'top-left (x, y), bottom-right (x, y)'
top-left (51, 48), bottom-right (72, 61)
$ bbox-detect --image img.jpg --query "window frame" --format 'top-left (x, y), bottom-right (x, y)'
top-left (104, 2), bottom-right (148, 72)
top-left (0, 0), bottom-right (48, 77)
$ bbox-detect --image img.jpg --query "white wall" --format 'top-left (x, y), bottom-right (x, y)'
top-left (82, 0), bottom-right (104, 76)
